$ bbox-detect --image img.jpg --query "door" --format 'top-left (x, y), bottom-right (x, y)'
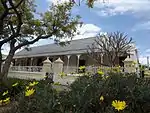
top-left (79, 60), bottom-right (86, 66)
top-left (37, 58), bottom-right (43, 66)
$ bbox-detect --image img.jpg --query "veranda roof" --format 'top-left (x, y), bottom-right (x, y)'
top-left (14, 37), bottom-right (95, 58)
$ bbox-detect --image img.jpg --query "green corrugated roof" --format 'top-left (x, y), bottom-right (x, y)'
top-left (14, 37), bottom-right (96, 58)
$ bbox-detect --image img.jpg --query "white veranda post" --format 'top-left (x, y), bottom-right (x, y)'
top-left (135, 49), bottom-right (140, 78)
top-left (101, 53), bottom-right (103, 65)
top-left (77, 54), bottom-right (81, 72)
top-left (67, 55), bottom-right (71, 72)
top-left (30, 58), bottom-right (33, 66)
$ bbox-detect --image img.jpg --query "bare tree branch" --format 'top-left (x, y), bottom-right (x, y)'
top-left (87, 32), bottom-right (133, 67)
top-left (14, 33), bottom-right (56, 51)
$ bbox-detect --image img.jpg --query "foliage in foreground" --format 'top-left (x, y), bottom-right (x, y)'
top-left (66, 73), bottom-right (150, 113)
top-left (3, 73), bottom-right (150, 113)
top-left (0, 78), bottom-right (28, 101)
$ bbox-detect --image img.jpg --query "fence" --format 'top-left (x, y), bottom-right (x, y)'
top-left (9, 65), bottom-right (125, 75)
top-left (8, 66), bottom-right (44, 80)
top-left (63, 66), bottom-right (124, 74)
top-left (8, 71), bottom-right (44, 80)
top-left (10, 66), bottom-right (43, 72)
top-left (7, 58), bottom-right (127, 85)
top-left (6, 55), bottom-right (137, 85)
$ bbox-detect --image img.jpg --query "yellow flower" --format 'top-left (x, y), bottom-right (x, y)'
top-left (0, 100), bottom-right (2, 104)
top-left (97, 70), bottom-right (104, 76)
top-left (59, 72), bottom-right (67, 78)
top-left (112, 100), bottom-right (127, 111)
top-left (3, 97), bottom-right (10, 104)
top-left (100, 96), bottom-right (104, 101)
top-left (132, 61), bottom-right (137, 65)
top-left (34, 81), bottom-right (39, 85)
top-left (79, 66), bottom-right (86, 70)
top-left (112, 67), bottom-right (121, 73)
top-left (26, 86), bottom-right (29, 90)
top-left (12, 82), bottom-right (19, 87)
top-left (105, 75), bottom-right (109, 79)
top-left (25, 88), bottom-right (35, 97)
top-left (29, 81), bottom-right (39, 86)
top-left (2, 90), bottom-right (8, 96)
top-left (53, 82), bottom-right (61, 85)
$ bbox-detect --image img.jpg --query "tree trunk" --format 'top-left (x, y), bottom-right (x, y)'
top-left (0, 46), bottom-right (3, 82)
top-left (114, 57), bottom-right (119, 66)
top-left (0, 50), bottom-right (2, 74)
top-left (112, 53), bottom-right (119, 67)
top-left (0, 50), bottom-right (15, 83)
top-left (0, 20), bottom-right (4, 35)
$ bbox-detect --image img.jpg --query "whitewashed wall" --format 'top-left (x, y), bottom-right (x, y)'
top-left (8, 71), bottom-right (44, 80)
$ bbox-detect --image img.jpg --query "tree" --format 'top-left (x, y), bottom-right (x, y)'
top-left (72, 0), bottom-right (106, 8)
top-left (0, 0), bottom-right (80, 82)
top-left (87, 31), bottom-right (133, 67)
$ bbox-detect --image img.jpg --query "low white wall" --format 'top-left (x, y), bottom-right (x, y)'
top-left (55, 76), bottom-right (78, 85)
top-left (54, 74), bottom-right (83, 85)
top-left (8, 71), bottom-right (45, 80)
top-left (7, 71), bottom-right (80, 85)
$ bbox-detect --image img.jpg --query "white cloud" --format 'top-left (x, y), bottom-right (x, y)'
top-left (139, 54), bottom-right (150, 65)
top-left (145, 49), bottom-right (150, 53)
top-left (132, 21), bottom-right (150, 31)
top-left (46, 0), bottom-right (70, 5)
top-left (59, 24), bottom-right (101, 41)
top-left (30, 39), bottom-right (53, 47)
top-left (139, 56), bottom-right (147, 64)
top-left (2, 44), bottom-right (9, 55)
top-left (139, 48), bottom-right (150, 65)
top-left (94, 0), bottom-right (150, 17)
top-left (2, 44), bottom-right (24, 55)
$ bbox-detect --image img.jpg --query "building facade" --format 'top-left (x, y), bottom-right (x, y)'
top-left (13, 37), bottom-right (137, 72)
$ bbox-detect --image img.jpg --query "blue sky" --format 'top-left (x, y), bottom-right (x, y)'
top-left (35, 0), bottom-right (150, 64)
top-left (2, 0), bottom-right (150, 64)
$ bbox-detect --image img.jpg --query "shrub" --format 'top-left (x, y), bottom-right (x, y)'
top-left (61, 72), bottom-right (150, 113)
top-left (5, 73), bottom-right (150, 113)
top-left (9, 81), bottom-right (65, 113)
top-left (0, 78), bottom-right (40, 107)
top-left (0, 78), bottom-right (28, 100)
